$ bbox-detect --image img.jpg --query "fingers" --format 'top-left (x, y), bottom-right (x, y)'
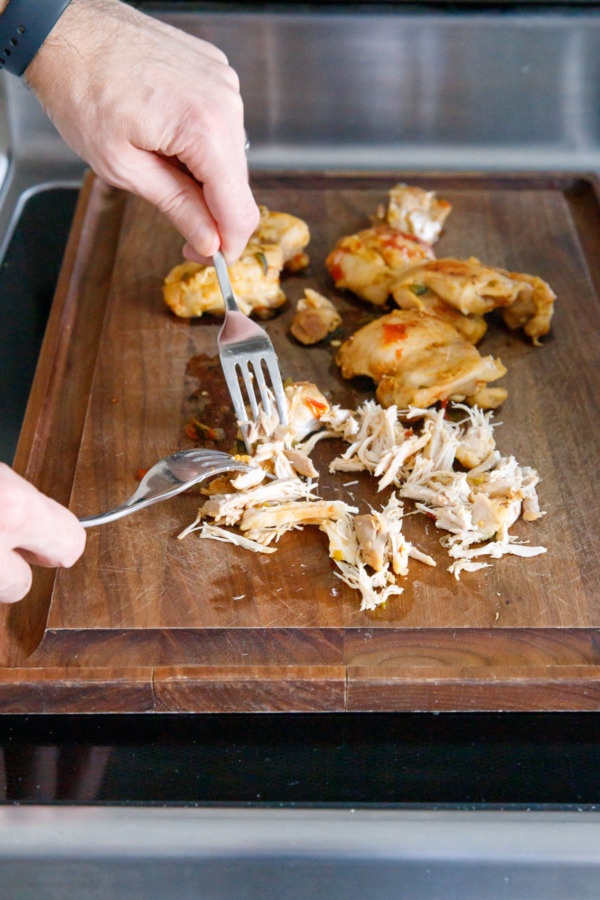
top-left (176, 121), bottom-right (260, 264)
top-left (0, 465), bottom-right (86, 604)
top-left (119, 150), bottom-right (223, 258)
top-left (0, 550), bottom-right (32, 604)
top-left (117, 145), bottom-right (259, 264)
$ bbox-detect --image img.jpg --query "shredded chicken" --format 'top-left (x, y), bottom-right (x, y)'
top-left (179, 378), bottom-right (546, 607)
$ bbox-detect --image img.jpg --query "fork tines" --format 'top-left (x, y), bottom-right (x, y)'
top-left (220, 339), bottom-right (288, 430)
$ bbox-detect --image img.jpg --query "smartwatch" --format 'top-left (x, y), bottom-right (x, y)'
top-left (0, 0), bottom-right (74, 77)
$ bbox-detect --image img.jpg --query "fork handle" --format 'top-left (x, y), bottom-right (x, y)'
top-left (213, 250), bottom-right (240, 313)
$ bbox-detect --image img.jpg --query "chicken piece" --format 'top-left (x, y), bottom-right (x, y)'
top-left (326, 224), bottom-right (435, 306)
top-left (163, 206), bottom-right (310, 319)
top-left (283, 449), bottom-right (319, 479)
top-left (336, 309), bottom-right (507, 411)
top-left (240, 500), bottom-right (352, 532)
top-left (377, 183), bottom-right (452, 244)
top-left (163, 245), bottom-right (285, 319)
top-left (285, 381), bottom-right (331, 441)
top-left (391, 286), bottom-right (487, 344)
top-left (392, 258), bottom-right (527, 317)
top-left (499, 271), bottom-right (556, 345)
top-left (290, 289), bottom-right (342, 345)
top-left (354, 513), bottom-right (388, 572)
top-left (253, 206), bottom-right (311, 271)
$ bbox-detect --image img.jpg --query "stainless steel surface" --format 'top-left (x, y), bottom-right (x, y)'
top-left (214, 249), bottom-right (288, 440)
top-left (77, 448), bottom-right (251, 527)
top-left (1, 807), bottom-right (600, 899)
top-left (163, 9), bottom-right (600, 174)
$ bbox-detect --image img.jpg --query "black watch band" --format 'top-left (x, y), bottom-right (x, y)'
top-left (0, 0), bottom-right (74, 77)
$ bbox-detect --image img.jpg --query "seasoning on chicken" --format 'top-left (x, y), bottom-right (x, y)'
top-left (290, 289), bottom-right (342, 345)
top-left (376, 183), bottom-right (452, 245)
top-left (163, 206), bottom-right (310, 318)
top-left (335, 309), bottom-right (507, 410)
top-left (254, 205), bottom-right (311, 271)
top-left (391, 287), bottom-right (487, 344)
top-left (163, 245), bottom-right (285, 318)
top-left (326, 224), bottom-right (435, 306)
top-left (392, 258), bottom-right (527, 317)
top-left (392, 258), bottom-right (556, 343)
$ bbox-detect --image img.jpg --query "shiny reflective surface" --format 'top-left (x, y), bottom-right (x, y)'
top-left (168, 9), bottom-right (600, 171)
top-left (2, 806), bottom-right (600, 900)
top-left (2, 713), bottom-right (600, 805)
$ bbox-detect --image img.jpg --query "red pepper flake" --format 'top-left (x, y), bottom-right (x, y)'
top-left (136, 468), bottom-right (149, 481)
top-left (305, 397), bottom-right (328, 418)
top-left (328, 252), bottom-right (345, 283)
top-left (383, 322), bottom-right (408, 344)
top-left (110, 397), bottom-right (119, 404)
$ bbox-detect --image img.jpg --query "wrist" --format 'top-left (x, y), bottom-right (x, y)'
top-left (0, 0), bottom-right (76, 77)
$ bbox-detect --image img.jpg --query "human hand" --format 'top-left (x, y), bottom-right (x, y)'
top-left (0, 464), bottom-right (86, 604)
top-left (25, 0), bottom-right (259, 264)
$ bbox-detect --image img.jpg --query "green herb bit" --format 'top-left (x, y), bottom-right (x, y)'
top-left (254, 251), bottom-right (269, 276)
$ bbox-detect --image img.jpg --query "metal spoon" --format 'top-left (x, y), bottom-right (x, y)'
top-left (78, 449), bottom-right (252, 527)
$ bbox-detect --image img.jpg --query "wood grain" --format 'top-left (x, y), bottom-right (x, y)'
top-left (154, 665), bottom-right (346, 712)
top-left (0, 667), bottom-right (153, 713)
top-left (3, 171), bottom-right (600, 712)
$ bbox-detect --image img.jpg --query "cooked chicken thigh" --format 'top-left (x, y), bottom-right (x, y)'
top-left (391, 288), bottom-right (487, 344)
top-left (392, 258), bottom-right (555, 343)
top-left (163, 246), bottom-right (285, 318)
top-left (253, 206), bottom-right (311, 271)
top-left (163, 206), bottom-right (310, 318)
top-left (326, 224), bottom-right (435, 306)
top-left (392, 258), bottom-right (526, 317)
top-left (336, 309), bottom-right (507, 410)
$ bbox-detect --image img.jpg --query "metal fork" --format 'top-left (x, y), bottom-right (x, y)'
top-left (213, 250), bottom-right (288, 449)
top-left (78, 449), bottom-right (253, 527)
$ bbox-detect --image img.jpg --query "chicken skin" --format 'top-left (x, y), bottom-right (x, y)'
top-left (326, 224), bottom-right (435, 306)
top-left (392, 258), bottom-right (555, 343)
top-left (336, 309), bottom-right (507, 410)
top-left (392, 258), bottom-right (526, 317)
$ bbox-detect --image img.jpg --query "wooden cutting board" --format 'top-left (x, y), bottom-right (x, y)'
top-left (1, 170), bottom-right (600, 713)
